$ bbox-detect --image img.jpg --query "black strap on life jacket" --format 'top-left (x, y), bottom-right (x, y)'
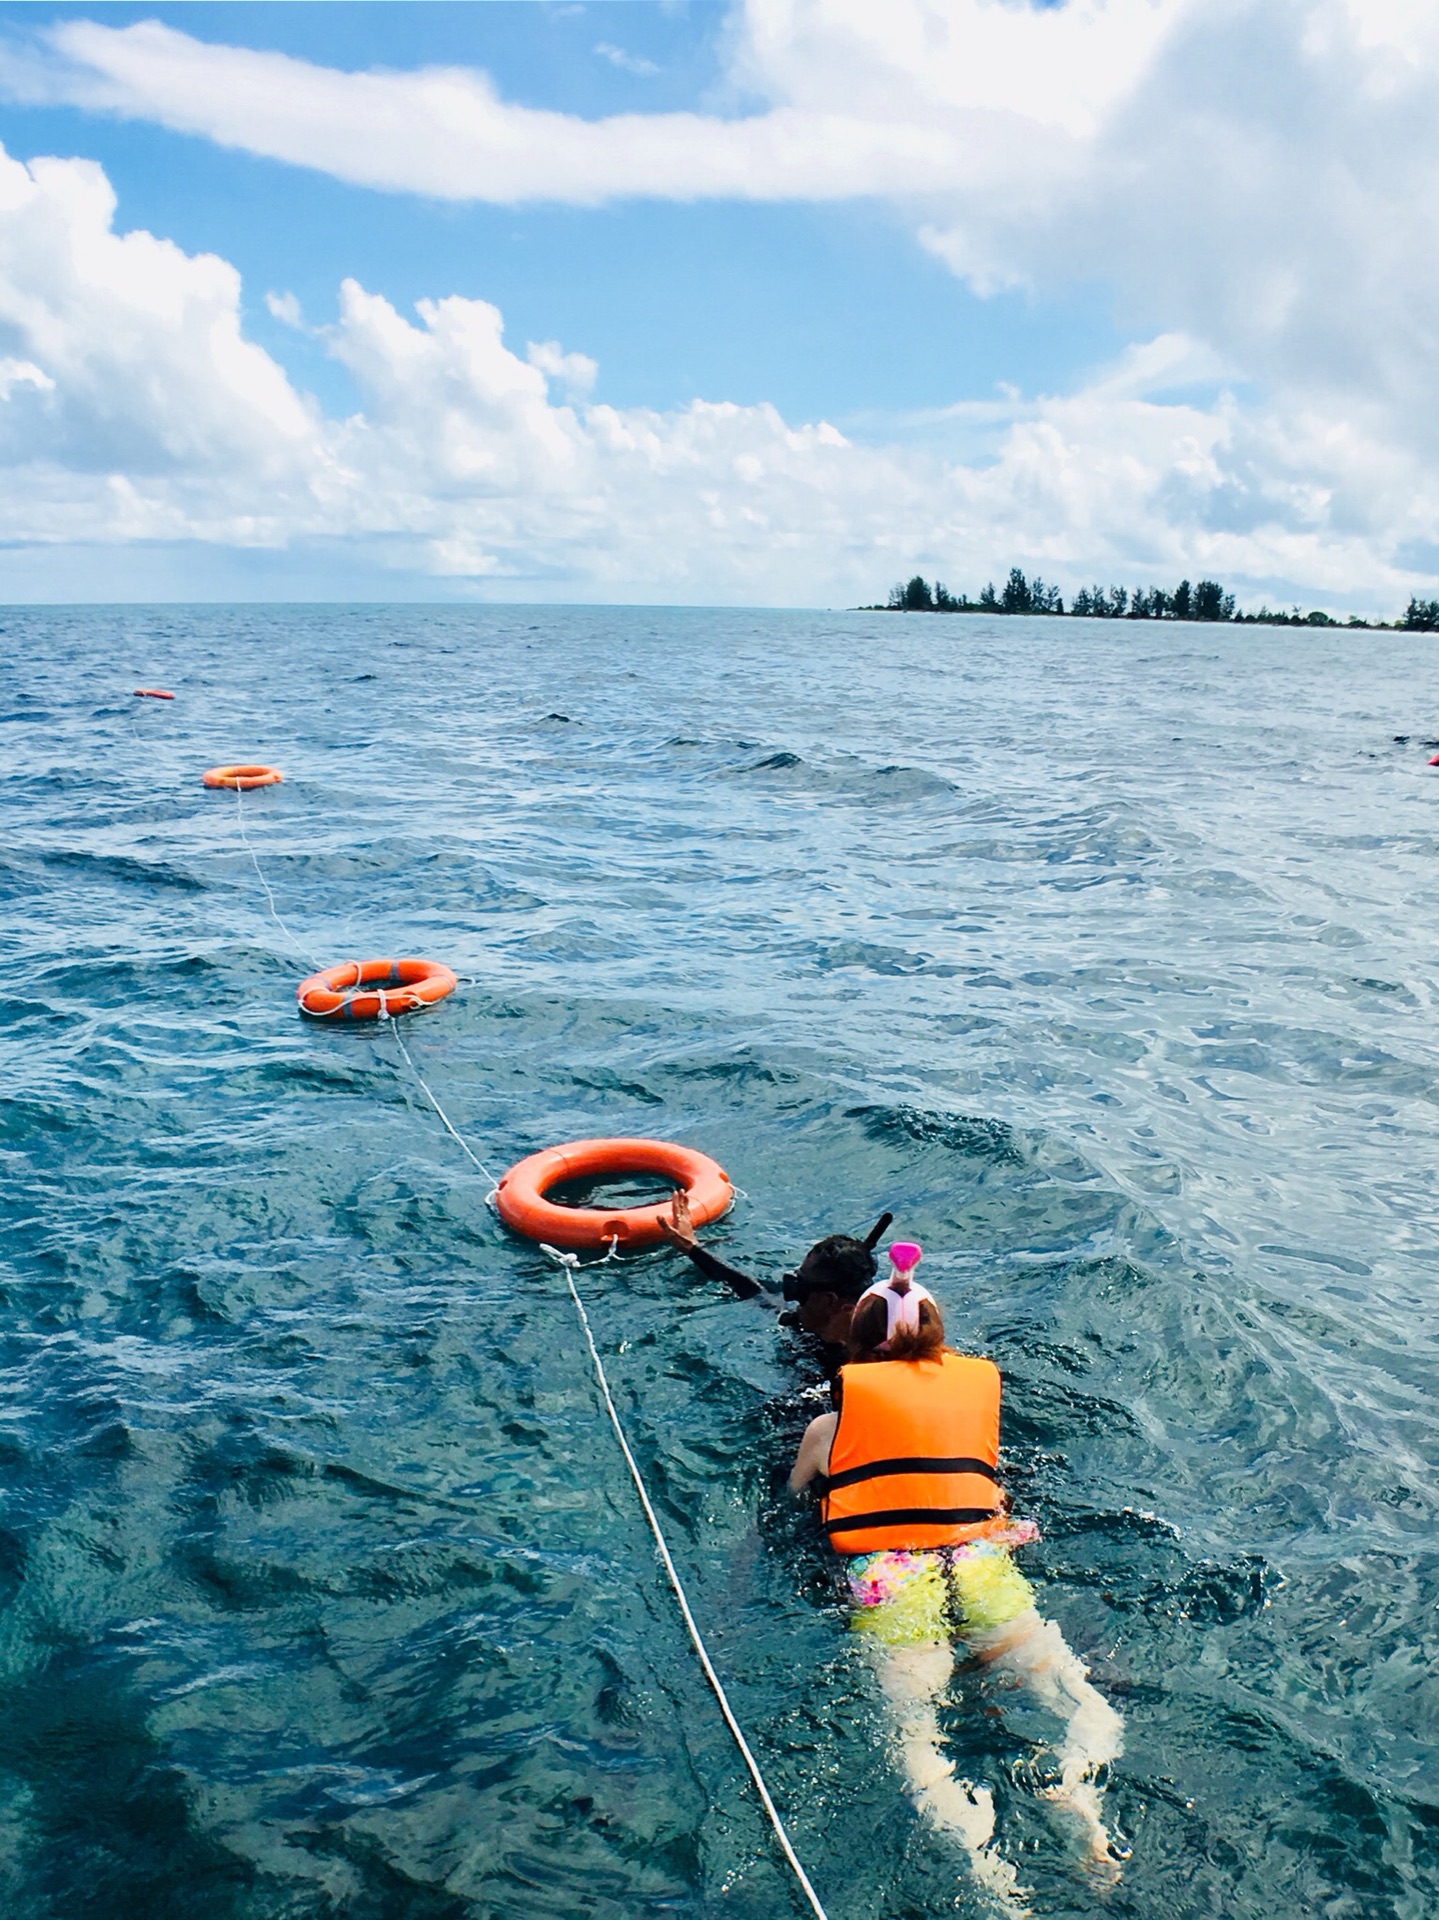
top-left (823, 1506), bottom-right (998, 1536)
top-left (822, 1454), bottom-right (998, 1494)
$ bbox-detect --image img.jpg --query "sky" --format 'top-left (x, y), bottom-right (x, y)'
top-left (0, 0), bottom-right (1435, 609)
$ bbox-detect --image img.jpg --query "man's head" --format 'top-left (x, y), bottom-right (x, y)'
top-left (781, 1215), bottom-right (891, 1342)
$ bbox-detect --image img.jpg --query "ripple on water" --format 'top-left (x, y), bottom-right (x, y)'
top-left (1, 608), bottom-right (1438, 1916)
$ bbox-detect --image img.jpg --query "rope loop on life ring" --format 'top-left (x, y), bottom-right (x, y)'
top-left (495, 1137), bottom-right (732, 1252)
top-left (297, 957), bottom-right (458, 1021)
top-left (204, 764), bottom-right (282, 791)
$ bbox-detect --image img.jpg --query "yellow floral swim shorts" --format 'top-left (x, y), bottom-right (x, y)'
top-left (844, 1524), bottom-right (1039, 1646)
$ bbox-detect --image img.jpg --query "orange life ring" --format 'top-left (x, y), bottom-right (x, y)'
top-left (134, 688), bottom-right (174, 700)
top-left (296, 957), bottom-right (458, 1021)
top-left (204, 764), bottom-right (282, 791)
top-left (495, 1137), bottom-right (732, 1252)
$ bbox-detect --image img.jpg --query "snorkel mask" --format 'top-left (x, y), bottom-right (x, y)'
top-left (779, 1212), bottom-right (893, 1304)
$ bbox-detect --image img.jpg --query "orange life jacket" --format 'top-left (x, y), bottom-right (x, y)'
top-left (820, 1351), bottom-right (1003, 1555)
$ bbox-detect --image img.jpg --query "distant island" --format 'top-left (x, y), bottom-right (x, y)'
top-left (865, 568), bottom-right (1439, 632)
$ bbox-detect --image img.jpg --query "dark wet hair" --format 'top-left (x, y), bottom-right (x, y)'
top-left (792, 1233), bottom-right (879, 1302)
top-left (847, 1292), bottom-right (946, 1363)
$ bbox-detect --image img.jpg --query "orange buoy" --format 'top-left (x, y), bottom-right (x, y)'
top-left (297, 957), bottom-right (458, 1021)
top-left (134, 688), bottom-right (174, 700)
top-left (204, 764), bottom-right (282, 791)
top-left (495, 1137), bottom-right (732, 1252)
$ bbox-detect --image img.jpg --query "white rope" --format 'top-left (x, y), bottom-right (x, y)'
top-left (233, 784), bottom-right (321, 970)
top-left (377, 1034), bottom-right (829, 1913)
top-left (370, 1005), bottom-right (827, 1915)
top-left (385, 1015), bottom-right (501, 1194)
top-left (541, 1242), bottom-right (831, 1920)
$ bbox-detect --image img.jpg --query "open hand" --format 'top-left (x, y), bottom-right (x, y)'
top-left (655, 1188), bottom-right (696, 1251)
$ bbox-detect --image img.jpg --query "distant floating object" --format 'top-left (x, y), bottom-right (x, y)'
top-left (203, 764), bottom-right (282, 790)
top-left (1429, 754), bottom-right (1439, 767)
top-left (134, 688), bottom-right (174, 700)
top-left (297, 957), bottom-right (458, 1021)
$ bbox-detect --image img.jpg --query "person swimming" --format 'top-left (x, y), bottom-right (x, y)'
top-left (658, 1188), bottom-right (892, 1353)
top-left (789, 1246), bottom-right (1125, 1910)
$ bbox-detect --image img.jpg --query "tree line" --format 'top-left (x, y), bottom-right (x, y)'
top-left (878, 568), bottom-right (1439, 631)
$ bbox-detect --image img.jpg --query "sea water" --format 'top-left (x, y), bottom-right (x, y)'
top-left (2, 605), bottom-right (1438, 1919)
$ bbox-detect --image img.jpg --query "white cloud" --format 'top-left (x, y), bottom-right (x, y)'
top-left (0, 141), bottom-right (317, 517)
top-left (0, 15), bottom-right (1072, 203)
top-left (0, 355), bottom-right (52, 399)
top-left (265, 289), bottom-right (304, 329)
top-left (0, 136), bottom-right (1430, 609)
top-left (526, 339), bottom-right (598, 397)
top-left (6, 5), bottom-right (1438, 515)
top-left (731, 0), bottom-right (1181, 139)
top-left (594, 43), bottom-right (661, 79)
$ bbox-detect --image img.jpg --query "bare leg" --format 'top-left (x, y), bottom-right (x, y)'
top-left (865, 1639), bottom-right (1032, 1914)
top-left (969, 1610), bottom-right (1125, 1878)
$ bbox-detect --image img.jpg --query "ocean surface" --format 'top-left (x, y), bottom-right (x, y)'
top-left (3, 605), bottom-right (1439, 1920)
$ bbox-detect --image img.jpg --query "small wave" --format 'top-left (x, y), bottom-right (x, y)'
top-left (571, 1069), bottom-right (664, 1105)
top-left (1258, 1243), bottom-right (1373, 1277)
top-left (254, 1058), bottom-right (378, 1096)
top-left (1041, 1507), bottom-right (1273, 1622)
top-left (507, 920), bottom-right (631, 962)
top-left (849, 1102), bottom-right (1025, 1165)
top-left (0, 1092), bottom-right (79, 1141)
top-left (1135, 1550), bottom-right (1275, 1624)
top-left (665, 1053), bottom-right (800, 1087)
top-left (733, 745), bottom-right (957, 803)
top-left (147, 1264), bottom-right (234, 1326)
top-left (809, 939), bottom-right (935, 975)
top-left (27, 951), bottom-right (224, 1006)
top-left (41, 848), bottom-right (206, 893)
top-left (866, 761), bottom-right (959, 799)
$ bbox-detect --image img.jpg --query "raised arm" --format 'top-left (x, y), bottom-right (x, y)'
top-left (656, 1189), bottom-right (774, 1302)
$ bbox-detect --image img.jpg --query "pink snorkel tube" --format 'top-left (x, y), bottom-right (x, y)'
top-left (858, 1241), bottom-right (931, 1348)
top-left (887, 1241), bottom-right (922, 1280)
